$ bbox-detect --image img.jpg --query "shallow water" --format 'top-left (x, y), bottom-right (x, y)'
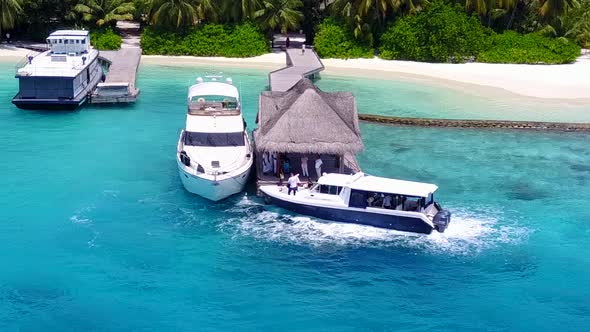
top-left (317, 74), bottom-right (590, 122)
top-left (1, 62), bottom-right (589, 331)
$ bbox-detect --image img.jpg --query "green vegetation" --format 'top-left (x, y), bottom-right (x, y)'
top-left (90, 28), bottom-right (122, 50)
top-left (141, 23), bottom-right (269, 57)
top-left (378, 2), bottom-right (580, 64)
top-left (255, 0), bottom-right (304, 34)
top-left (4, 0), bottom-right (588, 62)
top-left (379, 2), bottom-right (489, 62)
top-left (1, 0), bottom-right (23, 36)
top-left (479, 31), bottom-right (581, 64)
top-left (314, 20), bottom-right (373, 59)
top-left (68, 0), bottom-right (134, 27)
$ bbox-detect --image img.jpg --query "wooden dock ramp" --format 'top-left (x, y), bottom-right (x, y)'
top-left (269, 48), bottom-right (324, 91)
top-left (92, 21), bottom-right (141, 104)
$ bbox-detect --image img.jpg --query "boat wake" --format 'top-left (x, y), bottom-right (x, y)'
top-left (221, 197), bottom-right (529, 255)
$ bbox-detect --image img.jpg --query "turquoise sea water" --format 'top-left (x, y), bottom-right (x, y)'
top-left (1, 61), bottom-right (590, 331)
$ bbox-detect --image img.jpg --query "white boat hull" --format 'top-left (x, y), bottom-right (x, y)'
top-left (177, 160), bottom-right (251, 201)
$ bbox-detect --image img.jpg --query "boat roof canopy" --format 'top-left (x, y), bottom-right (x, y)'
top-left (49, 30), bottom-right (90, 37)
top-left (318, 172), bottom-right (438, 198)
top-left (188, 82), bottom-right (239, 101)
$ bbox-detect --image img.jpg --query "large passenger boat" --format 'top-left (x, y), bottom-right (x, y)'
top-left (12, 30), bottom-right (103, 110)
top-left (259, 172), bottom-right (452, 234)
top-left (176, 75), bottom-right (253, 201)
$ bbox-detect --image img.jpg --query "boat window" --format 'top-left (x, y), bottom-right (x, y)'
top-left (349, 190), bottom-right (367, 209)
top-left (316, 185), bottom-right (342, 195)
top-left (183, 131), bottom-right (245, 147)
top-left (403, 197), bottom-right (422, 212)
top-left (81, 39), bottom-right (86, 44)
top-left (330, 186), bottom-right (342, 195)
top-left (190, 95), bottom-right (237, 109)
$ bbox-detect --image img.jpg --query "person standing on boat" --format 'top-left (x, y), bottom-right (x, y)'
top-left (287, 173), bottom-right (300, 195)
top-left (315, 155), bottom-right (323, 179)
top-left (300, 155), bottom-right (309, 177)
top-left (286, 36), bottom-right (290, 48)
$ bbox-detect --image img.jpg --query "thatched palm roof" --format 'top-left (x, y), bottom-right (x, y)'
top-left (254, 79), bottom-right (364, 155)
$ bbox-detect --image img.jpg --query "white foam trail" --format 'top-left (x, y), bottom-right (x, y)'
top-left (221, 204), bottom-right (529, 255)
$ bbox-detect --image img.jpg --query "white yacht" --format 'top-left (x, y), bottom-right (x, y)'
top-left (176, 76), bottom-right (253, 201)
top-left (12, 30), bottom-right (103, 110)
top-left (259, 172), bottom-right (451, 234)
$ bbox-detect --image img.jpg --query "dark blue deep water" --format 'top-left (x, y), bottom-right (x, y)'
top-left (1, 62), bottom-right (589, 331)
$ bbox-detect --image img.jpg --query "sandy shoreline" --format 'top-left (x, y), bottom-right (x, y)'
top-left (3, 45), bottom-right (589, 101)
top-left (142, 52), bottom-right (590, 101)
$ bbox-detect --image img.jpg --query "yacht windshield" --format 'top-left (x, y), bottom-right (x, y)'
top-left (183, 131), bottom-right (245, 147)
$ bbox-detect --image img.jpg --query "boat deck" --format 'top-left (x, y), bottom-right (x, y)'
top-left (269, 48), bottom-right (324, 92)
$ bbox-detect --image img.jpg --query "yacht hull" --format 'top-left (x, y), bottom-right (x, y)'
top-left (12, 96), bottom-right (85, 110)
top-left (261, 188), bottom-right (434, 234)
top-left (178, 162), bottom-right (251, 201)
top-left (12, 56), bottom-right (103, 111)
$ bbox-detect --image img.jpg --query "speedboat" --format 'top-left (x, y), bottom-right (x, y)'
top-left (12, 30), bottom-right (103, 110)
top-left (176, 75), bottom-right (253, 201)
top-left (259, 172), bottom-right (451, 234)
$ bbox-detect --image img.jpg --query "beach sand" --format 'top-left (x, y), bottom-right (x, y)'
top-left (2, 45), bottom-right (589, 100)
top-left (142, 52), bottom-right (590, 100)
top-left (0, 45), bottom-right (37, 60)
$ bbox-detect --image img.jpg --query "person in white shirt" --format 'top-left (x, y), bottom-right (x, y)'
top-left (314, 156), bottom-right (323, 180)
top-left (383, 195), bottom-right (392, 209)
top-left (300, 155), bottom-right (309, 177)
top-left (287, 173), bottom-right (300, 195)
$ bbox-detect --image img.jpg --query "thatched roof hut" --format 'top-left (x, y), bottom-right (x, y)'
top-left (254, 79), bottom-right (364, 154)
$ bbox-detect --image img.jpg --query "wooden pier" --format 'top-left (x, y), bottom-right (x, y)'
top-left (269, 48), bottom-right (324, 91)
top-left (358, 114), bottom-right (590, 132)
top-left (93, 48), bottom-right (141, 103)
top-left (91, 21), bottom-right (141, 104)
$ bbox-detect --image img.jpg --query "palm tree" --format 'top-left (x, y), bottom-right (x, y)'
top-left (330, 0), bottom-right (423, 43)
top-left (71, 0), bottom-right (135, 27)
top-left (255, 0), bottom-right (303, 34)
top-left (538, 0), bottom-right (579, 20)
top-left (0, 0), bottom-right (22, 36)
top-left (219, 0), bottom-right (261, 22)
top-left (466, 0), bottom-right (498, 26)
top-left (151, 0), bottom-right (199, 28)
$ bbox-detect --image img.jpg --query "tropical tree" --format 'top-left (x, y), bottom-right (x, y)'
top-left (465, 0), bottom-right (498, 26)
top-left (538, 0), bottom-right (579, 20)
top-left (219, 0), bottom-right (261, 22)
top-left (70, 0), bottom-right (135, 27)
top-left (330, 0), bottom-right (424, 44)
top-left (0, 0), bottom-right (23, 35)
top-left (151, 0), bottom-right (199, 28)
top-left (255, 0), bottom-right (304, 33)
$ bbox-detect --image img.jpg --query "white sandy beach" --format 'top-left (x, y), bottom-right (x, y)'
top-left (2, 44), bottom-right (589, 100)
top-left (142, 52), bottom-right (590, 100)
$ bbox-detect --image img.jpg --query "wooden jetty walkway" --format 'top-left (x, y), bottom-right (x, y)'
top-left (92, 21), bottom-right (141, 104)
top-left (359, 114), bottom-right (590, 132)
top-left (269, 48), bottom-right (324, 91)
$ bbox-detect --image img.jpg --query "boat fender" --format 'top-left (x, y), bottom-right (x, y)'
top-left (179, 151), bottom-right (191, 167)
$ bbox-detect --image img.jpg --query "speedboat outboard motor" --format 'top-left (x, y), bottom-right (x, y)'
top-left (433, 210), bottom-right (452, 233)
top-left (179, 151), bottom-right (191, 167)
